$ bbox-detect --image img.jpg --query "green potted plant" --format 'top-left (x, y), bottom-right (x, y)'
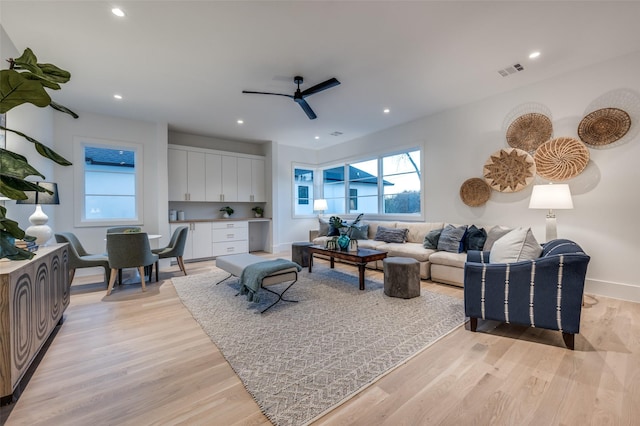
top-left (0, 48), bottom-right (77, 260)
top-left (220, 206), bottom-right (234, 218)
top-left (251, 206), bottom-right (264, 217)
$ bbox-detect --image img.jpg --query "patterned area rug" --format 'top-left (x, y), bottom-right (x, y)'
top-left (172, 267), bottom-right (465, 426)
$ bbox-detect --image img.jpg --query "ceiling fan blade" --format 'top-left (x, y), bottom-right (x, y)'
top-left (300, 78), bottom-right (340, 97)
top-left (294, 98), bottom-right (317, 120)
top-left (242, 90), bottom-right (294, 99)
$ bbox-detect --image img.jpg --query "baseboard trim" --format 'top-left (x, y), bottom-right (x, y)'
top-left (585, 278), bottom-right (640, 303)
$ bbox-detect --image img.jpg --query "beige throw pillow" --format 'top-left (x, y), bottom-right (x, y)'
top-left (489, 227), bottom-right (542, 263)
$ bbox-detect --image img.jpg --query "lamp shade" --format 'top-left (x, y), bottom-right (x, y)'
top-left (313, 199), bottom-right (328, 211)
top-left (528, 184), bottom-right (573, 210)
top-left (16, 182), bottom-right (60, 205)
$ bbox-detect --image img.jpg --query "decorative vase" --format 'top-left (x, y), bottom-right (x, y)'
top-left (337, 228), bottom-right (351, 250)
top-left (223, 212), bottom-right (230, 218)
top-left (255, 213), bottom-right (262, 218)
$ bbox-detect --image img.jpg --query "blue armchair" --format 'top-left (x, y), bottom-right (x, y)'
top-left (464, 239), bottom-right (590, 349)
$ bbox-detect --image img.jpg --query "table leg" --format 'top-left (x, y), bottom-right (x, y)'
top-left (308, 253), bottom-right (314, 273)
top-left (330, 257), bottom-right (335, 269)
top-left (358, 263), bottom-right (366, 290)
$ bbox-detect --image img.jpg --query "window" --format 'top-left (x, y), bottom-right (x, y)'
top-left (74, 138), bottom-right (143, 226)
top-left (317, 149), bottom-right (421, 216)
top-left (293, 167), bottom-right (314, 216)
top-left (382, 151), bottom-right (421, 214)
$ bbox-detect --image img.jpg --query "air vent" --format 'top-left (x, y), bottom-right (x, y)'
top-left (498, 63), bottom-right (524, 77)
top-left (330, 131), bottom-right (343, 136)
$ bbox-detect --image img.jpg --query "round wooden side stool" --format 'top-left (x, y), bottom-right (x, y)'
top-left (291, 242), bottom-right (314, 267)
top-left (383, 257), bottom-right (420, 299)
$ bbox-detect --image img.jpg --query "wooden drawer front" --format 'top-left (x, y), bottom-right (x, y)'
top-left (213, 241), bottom-right (249, 256)
top-left (212, 228), bottom-right (248, 242)
top-left (212, 221), bottom-right (248, 230)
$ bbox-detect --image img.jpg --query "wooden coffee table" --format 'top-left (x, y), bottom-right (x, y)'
top-left (307, 245), bottom-right (388, 290)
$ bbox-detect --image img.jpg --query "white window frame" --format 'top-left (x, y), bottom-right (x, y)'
top-left (292, 163), bottom-right (317, 218)
top-left (73, 137), bottom-right (144, 227)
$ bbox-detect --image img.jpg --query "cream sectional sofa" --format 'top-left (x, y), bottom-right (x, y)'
top-left (310, 220), bottom-right (501, 287)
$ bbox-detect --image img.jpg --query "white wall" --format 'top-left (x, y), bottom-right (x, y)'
top-left (277, 51), bottom-right (640, 302)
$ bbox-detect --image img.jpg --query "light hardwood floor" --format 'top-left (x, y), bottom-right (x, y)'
top-left (2, 255), bottom-right (639, 425)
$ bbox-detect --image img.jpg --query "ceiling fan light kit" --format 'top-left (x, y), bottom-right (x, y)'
top-left (242, 76), bottom-right (340, 120)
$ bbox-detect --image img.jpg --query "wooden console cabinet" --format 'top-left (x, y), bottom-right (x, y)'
top-left (0, 244), bottom-right (69, 403)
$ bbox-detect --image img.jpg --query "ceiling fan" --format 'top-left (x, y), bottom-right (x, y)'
top-left (242, 76), bottom-right (340, 120)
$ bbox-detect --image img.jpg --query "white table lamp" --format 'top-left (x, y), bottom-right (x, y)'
top-left (313, 199), bottom-right (328, 216)
top-left (529, 183), bottom-right (573, 242)
top-left (16, 182), bottom-right (60, 245)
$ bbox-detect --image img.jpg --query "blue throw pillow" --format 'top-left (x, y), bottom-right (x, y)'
top-left (423, 228), bottom-right (442, 249)
top-left (348, 224), bottom-right (369, 240)
top-left (464, 225), bottom-right (487, 251)
top-left (437, 224), bottom-right (468, 253)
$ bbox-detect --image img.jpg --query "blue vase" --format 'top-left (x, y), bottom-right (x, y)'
top-left (337, 233), bottom-right (351, 250)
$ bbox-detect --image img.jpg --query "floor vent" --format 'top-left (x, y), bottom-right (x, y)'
top-left (498, 63), bottom-right (524, 77)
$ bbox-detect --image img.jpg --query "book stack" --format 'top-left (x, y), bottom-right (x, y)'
top-left (15, 240), bottom-right (39, 252)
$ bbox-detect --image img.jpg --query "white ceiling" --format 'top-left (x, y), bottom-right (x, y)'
top-left (2, 1), bottom-right (640, 149)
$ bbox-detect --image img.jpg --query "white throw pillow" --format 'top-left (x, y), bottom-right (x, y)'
top-left (489, 227), bottom-right (542, 263)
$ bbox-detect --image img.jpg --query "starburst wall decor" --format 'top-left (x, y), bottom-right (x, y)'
top-left (483, 148), bottom-right (536, 192)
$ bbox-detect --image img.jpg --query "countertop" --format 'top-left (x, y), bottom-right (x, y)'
top-left (169, 217), bottom-right (271, 224)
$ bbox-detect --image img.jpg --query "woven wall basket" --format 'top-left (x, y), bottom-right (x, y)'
top-left (578, 107), bottom-right (631, 147)
top-left (460, 178), bottom-right (491, 207)
top-left (483, 148), bottom-right (536, 193)
top-left (534, 137), bottom-right (590, 181)
top-left (506, 112), bottom-right (553, 152)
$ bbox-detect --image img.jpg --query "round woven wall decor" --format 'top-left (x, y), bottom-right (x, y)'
top-left (578, 107), bottom-right (631, 147)
top-left (483, 148), bottom-right (536, 193)
top-left (460, 178), bottom-right (491, 207)
top-left (506, 112), bottom-right (553, 152)
top-left (534, 137), bottom-right (590, 181)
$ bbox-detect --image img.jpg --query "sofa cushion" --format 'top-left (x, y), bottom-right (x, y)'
top-left (429, 251), bottom-right (467, 268)
top-left (437, 224), bottom-right (468, 253)
top-left (377, 242), bottom-right (434, 262)
top-left (403, 222), bottom-right (444, 244)
top-left (356, 239), bottom-right (387, 250)
top-left (483, 225), bottom-right (512, 251)
top-left (464, 225), bottom-right (487, 251)
top-left (374, 226), bottom-right (407, 243)
top-left (423, 228), bottom-right (442, 249)
top-left (490, 227), bottom-right (542, 263)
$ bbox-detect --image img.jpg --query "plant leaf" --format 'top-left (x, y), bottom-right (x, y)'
top-left (0, 69), bottom-right (51, 113)
top-left (0, 148), bottom-right (46, 179)
top-left (37, 63), bottom-right (71, 84)
top-left (0, 231), bottom-right (34, 260)
top-left (12, 48), bottom-right (71, 86)
top-left (49, 101), bottom-right (79, 118)
top-left (1, 127), bottom-right (72, 166)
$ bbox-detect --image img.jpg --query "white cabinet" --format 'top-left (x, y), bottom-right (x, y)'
top-left (171, 222), bottom-right (212, 260)
top-left (212, 221), bottom-right (248, 256)
top-left (168, 148), bottom-right (206, 201)
top-left (168, 145), bottom-right (265, 203)
top-left (237, 158), bottom-right (265, 202)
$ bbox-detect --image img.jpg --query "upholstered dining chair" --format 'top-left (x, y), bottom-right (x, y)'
top-left (152, 225), bottom-right (189, 281)
top-left (106, 226), bottom-right (141, 233)
top-left (55, 232), bottom-right (111, 285)
top-left (105, 232), bottom-right (159, 296)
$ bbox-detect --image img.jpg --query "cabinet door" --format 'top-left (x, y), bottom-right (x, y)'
top-left (221, 156), bottom-right (238, 202)
top-left (205, 153), bottom-right (223, 201)
top-left (168, 148), bottom-right (188, 201)
top-left (191, 222), bottom-right (213, 259)
top-left (251, 159), bottom-right (266, 202)
top-left (186, 151), bottom-right (206, 201)
top-left (236, 157), bottom-right (252, 202)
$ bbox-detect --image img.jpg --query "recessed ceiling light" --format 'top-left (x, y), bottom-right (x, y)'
top-left (383, 108), bottom-right (390, 114)
top-left (315, 136), bottom-right (320, 140)
top-left (529, 51), bottom-right (541, 59)
top-left (237, 119), bottom-right (244, 124)
top-left (111, 8), bottom-right (125, 17)
top-left (113, 94), bottom-right (122, 100)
